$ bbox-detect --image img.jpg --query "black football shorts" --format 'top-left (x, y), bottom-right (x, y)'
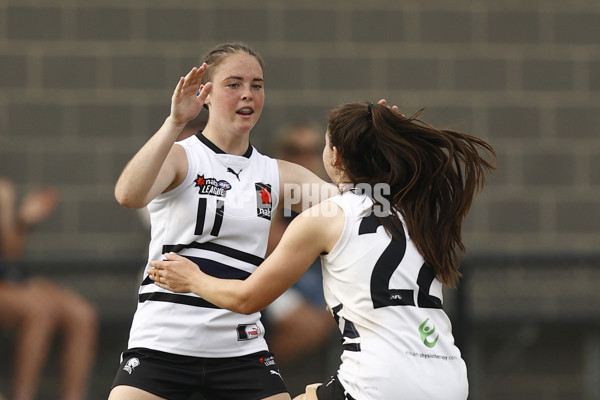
top-left (112, 347), bottom-right (288, 400)
top-left (316, 375), bottom-right (356, 400)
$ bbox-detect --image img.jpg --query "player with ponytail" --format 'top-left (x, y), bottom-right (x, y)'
top-left (149, 101), bottom-right (496, 400)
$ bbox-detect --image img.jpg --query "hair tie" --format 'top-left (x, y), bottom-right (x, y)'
top-left (367, 103), bottom-right (373, 119)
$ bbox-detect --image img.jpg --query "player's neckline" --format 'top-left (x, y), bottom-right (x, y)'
top-left (195, 131), bottom-right (253, 159)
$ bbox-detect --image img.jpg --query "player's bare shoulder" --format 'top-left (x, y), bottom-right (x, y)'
top-left (293, 199), bottom-right (344, 254)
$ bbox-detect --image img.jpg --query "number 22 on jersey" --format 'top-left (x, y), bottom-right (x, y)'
top-left (358, 213), bottom-right (443, 310)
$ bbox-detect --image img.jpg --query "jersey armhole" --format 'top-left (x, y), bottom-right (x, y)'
top-left (269, 156), bottom-right (281, 212)
top-left (320, 197), bottom-right (349, 262)
top-left (155, 142), bottom-right (194, 201)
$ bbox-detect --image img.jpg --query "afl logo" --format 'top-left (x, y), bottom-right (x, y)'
top-left (218, 180), bottom-right (232, 190)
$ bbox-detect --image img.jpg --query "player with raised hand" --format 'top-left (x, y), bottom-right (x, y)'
top-left (109, 41), bottom-right (371, 400)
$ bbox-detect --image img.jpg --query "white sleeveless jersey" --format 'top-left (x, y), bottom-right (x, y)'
top-left (127, 133), bottom-right (280, 357)
top-left (321, 192), bottom-right (468, 399)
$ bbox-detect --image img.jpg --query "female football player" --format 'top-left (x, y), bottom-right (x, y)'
top-left (149, 101), bottom-right (496, 399)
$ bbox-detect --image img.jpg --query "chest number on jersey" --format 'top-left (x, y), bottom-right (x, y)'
top-left (358, 214), bottom-right (442, 310)
top-left (195, 198), bottom-right (224, 237)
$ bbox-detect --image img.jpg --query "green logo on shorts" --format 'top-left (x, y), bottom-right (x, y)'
top-left (419, 318), bottom-right (439, 348)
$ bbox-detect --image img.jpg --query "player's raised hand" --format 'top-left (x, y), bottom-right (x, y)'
top-left (170, 63), bottom-right (213, 126)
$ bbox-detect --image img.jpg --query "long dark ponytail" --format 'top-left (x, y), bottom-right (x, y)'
top-left (327, 102), bottom-right (496, 287)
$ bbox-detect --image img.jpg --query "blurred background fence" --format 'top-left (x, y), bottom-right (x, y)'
top-left (1, 0), bottom-right (599, 399)
top-left (458, 253), bottom-right (600, 399)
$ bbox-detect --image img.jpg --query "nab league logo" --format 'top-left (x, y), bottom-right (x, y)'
top-left (123, 357), bottom-right (140, 374)
top-left (255, 183), bottom-right (272, 220)
top-left (260, 355), bottom-right (276, 367)
top-left (194, 174), bottom-right (232, 197)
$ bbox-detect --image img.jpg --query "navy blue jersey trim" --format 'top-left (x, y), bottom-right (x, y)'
top-left (162, 242), bottom-right (264, 266)
top-left (141, 255), bottom-right (252, 286)
top-left (342, 343), bottom-right (361, 352)
top-left (195, 131), bottom-right (253, 158)
top-left (138, 292), bottom-right (220, 308)
top-left (186, 256), bottom-right (252, 279)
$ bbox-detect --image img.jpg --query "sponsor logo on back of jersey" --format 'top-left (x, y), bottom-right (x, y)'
top-left (419, 318), bottom-right (439, 348)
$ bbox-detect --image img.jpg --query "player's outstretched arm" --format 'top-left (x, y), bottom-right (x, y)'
top-left (277, 160), bottom-right (337, 214)
top-left (115, 65), bottom-right (212, 209)
top-left (149, 201), bottom-right (344, 314)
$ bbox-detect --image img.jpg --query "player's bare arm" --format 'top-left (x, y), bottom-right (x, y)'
top-left (149, 200), bottom-right (344, 314)
top-left (277, 159), bottom-right (337, 214)
top-left (114, 65), bottom-right (212, 208)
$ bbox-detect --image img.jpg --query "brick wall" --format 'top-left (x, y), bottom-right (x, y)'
top-left (1, 0), bottom-right (598, 259)
top-left (1, 1), bottom-right (599, 397)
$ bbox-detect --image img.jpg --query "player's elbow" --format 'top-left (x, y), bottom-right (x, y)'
top-left (235, 303), bottom-right (256, 315)
top-left (114, 187), bottom-right (145, 209)
top-left (233, 299), bottom-right (262, 315)
top-left (231, 290), bottom-right (263, 315)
